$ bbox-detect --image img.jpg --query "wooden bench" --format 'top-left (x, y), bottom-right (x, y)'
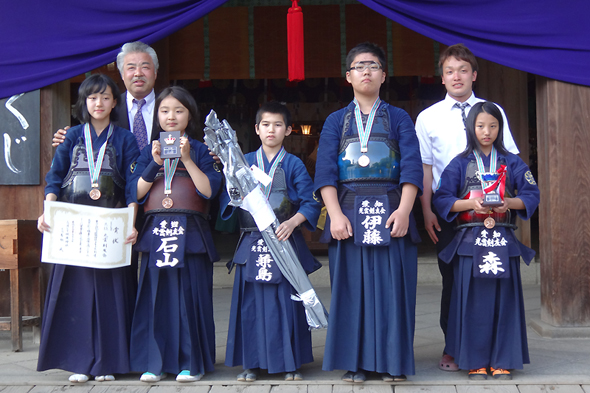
top-left (0, 220), bottom-right (43, 352)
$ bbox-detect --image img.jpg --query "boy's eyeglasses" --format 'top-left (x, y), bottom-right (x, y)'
top-left (349, 61), bottom-right (382, 72)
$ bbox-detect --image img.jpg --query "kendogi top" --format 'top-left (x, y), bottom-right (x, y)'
top-left (238, 148), bottom-right (304, 231)
top-left (314, 99), bottom-right (423, 244)
top-left (142, 150), bottom-right (211, 217)
top-left (45, 123), bottom-right (139, 207)
top-left (221, 148), bottom-right (322, 281)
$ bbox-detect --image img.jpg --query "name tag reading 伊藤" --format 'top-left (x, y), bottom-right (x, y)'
top-left (354, 195), bottom-right (390, 247)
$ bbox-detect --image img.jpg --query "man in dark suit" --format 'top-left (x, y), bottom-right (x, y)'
top-left (53, 41), bottom-right (158, 147)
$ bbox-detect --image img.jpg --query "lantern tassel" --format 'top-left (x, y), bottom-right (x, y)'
top-left (287, 0), bottom-right (304, 82)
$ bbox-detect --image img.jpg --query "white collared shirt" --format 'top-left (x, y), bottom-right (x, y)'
top-left (126, 90), bottom-right (156, 141)
top-left (415, 92), bottom-right (519, 192)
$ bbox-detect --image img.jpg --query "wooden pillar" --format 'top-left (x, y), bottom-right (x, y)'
top-left (152, 37), bottom-right (170, 94)
top-left (0, 80), bottom-right (69, 318)
top-left (532, 77), bottom-right (590, 336)
top-left (476, 59), bottom-right (531, 248)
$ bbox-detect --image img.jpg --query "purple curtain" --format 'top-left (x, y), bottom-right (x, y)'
top-left (0, 0), bottom-right (228, 99)
top-left (1, 0), bottom-right (589, 99)
top-left (358, 0), bottom-right (590, 86)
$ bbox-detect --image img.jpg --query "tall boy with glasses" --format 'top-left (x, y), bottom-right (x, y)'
top-left (415, 43), bottom-right (519, 372)
top-left (315, 42), bottom-right (423, 383)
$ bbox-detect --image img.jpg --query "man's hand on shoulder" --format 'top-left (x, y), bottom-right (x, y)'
top-left (52, 126), bottom-right (70, 147)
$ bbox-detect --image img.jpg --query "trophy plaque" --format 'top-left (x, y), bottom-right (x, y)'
top-left (160, 131), bottom-right (181, 159)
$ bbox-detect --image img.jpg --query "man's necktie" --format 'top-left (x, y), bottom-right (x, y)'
top-left (454, 102), bottom-right (469, 127)
top-left (133, 99), bottom-right (148, 151)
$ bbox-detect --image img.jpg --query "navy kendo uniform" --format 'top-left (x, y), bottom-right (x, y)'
top-left (38, 124), bottom-right (139, 376)
top-left (221, 149), bottom-right (321, 374)
top-left (433, 151), bottom-right (539, 371)
top-left (315, 101), bottom-right (423, 376)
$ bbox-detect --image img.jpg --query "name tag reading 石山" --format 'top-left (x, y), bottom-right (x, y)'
top-left (149, 216), bottom-right (186, 268)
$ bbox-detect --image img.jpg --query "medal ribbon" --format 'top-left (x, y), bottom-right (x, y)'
top-left (256, 146), bottom-right (286, 198)
top-left (84, 123), bottom-right (114, 187)
top-left (163, 158), bottom-right (179, 195)
top-left (353, 97), bottom-right (381, 153)
top-left (474, 147), bottom-right (506, 199)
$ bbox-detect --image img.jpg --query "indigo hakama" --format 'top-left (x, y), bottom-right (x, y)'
top-left (433, 152), bottom-right (540, 371)
top-left (314, 101), bottom-right (423, 376)
top-left (129, 138), bottom-right (222, 376)
top-left (221, 151), bottom-right (321, 374)
top-left (37, 124), bottom-right (140, 376)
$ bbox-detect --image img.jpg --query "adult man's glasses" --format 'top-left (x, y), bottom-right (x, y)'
top-left (349, 61), bottom-right (382, 72)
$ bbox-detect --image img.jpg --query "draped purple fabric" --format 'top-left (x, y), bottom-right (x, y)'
top-left (0, 0), bottom-right (228, 99)
top-left (358, 0), bottom-right (590, 86)
top-left (1, 0), bottom-right (589, 99)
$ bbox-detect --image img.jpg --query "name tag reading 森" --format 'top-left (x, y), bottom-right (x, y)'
top-left (472, 227), bottom-right (510, 279)
top-left (354, 195), bottom-right (390, 247)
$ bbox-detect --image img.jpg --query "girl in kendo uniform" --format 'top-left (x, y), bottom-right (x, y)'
top-left (128, 86), bottom-right (222, 383)
top-left (433, 101), bottom-right (540, 380)
top-left (37, 74), bottom-right (140, 383)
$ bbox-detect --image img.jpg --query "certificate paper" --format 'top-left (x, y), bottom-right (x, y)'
top-left (41, 201), bottom-right (133, 269)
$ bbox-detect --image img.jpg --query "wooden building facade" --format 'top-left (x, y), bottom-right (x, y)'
top-left (1, 1), bottom-right (588, 336)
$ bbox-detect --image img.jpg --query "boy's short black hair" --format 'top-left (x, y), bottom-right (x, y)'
top-left (256, 101), bottom-right (292, 127)
top-left (152, 86), bottom-right (200, 142)
top-left (74, 74), bottom-right (120, 124)
top-left (346, 42), bottom-right (387, 73)
top-left (439, 43), bottom-right (478, 74)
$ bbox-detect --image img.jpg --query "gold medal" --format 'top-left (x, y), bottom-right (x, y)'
top-left (484, 216), bottom-right (495, 229)
top-left (162, 196), bottom-right (173, 209)
top-left (358, 154), bottom-right (370, 167)
top-left (89, 188), bottom-right (101, 200)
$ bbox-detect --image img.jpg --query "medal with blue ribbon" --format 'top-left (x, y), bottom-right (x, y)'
top-left (256, 146), bottom-right (286, 198)
top-left (84, 123), bottom-right (114, 200)
top-left (162, 158), bottom-right (179, 208)
top-left (353, 97), bottom-right (380, 167)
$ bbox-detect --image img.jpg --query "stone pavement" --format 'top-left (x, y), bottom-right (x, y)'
top-left (2, 272), bottom-right (590, 392)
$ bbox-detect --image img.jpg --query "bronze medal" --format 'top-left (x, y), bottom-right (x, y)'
top-left (358, 154), bottom-right (370, 167)
top-left (162, 196), bottom-right (173, 209)
top-left (89, 188), bottom-right (101, 200)
top-left (484, 216), bottom-right (495, 229)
